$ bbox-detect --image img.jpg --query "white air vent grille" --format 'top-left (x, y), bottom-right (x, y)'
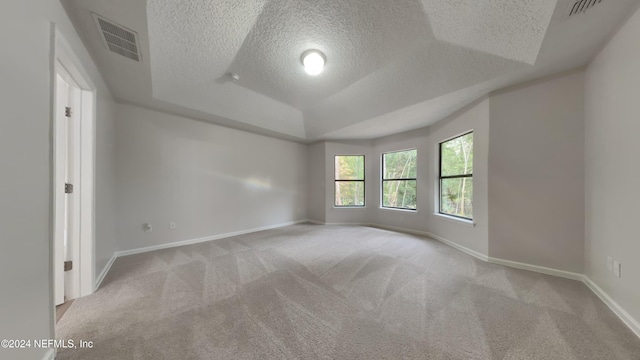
top-left (93, 14), bottom-right (141, 62)
top-left (568, 0), bottom-right (604, 17)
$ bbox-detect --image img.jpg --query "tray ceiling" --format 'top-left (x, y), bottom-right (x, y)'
top-left (62, 0), bottom-right (639, 141)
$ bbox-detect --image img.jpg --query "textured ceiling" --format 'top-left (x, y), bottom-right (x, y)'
top-left (147, 0), bottom-right (550, 111)
top-left (423, 0), bottom-right (558, 64)
top-left (148, 0), bottom-right (266, 91)
top-left (227, 0), bottom-right (433, 110)
top-left (63, 0), bottom-right (640, 142)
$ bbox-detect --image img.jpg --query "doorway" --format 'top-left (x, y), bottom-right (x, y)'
top-left (52, 31), bottom-right (96, 315)
top-left (54, 64), bottom-right (81, 305)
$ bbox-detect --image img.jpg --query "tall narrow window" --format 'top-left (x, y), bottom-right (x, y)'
top-left (382, 149), bottom-right (417, 210)
top-left (439, 132), bottom-right (473, 220)
top-left (334, 155), bottom-right (365, 207)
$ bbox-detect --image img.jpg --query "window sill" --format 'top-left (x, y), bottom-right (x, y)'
top-left (433, 213), bottom-right (475, 227)
top-left (333, 206), bottom-right (366, 209)
top-left (379, 207), bottom-right (418, 213)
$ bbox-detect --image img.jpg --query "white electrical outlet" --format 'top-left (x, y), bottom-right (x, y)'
top-left (613, 260), bottom-right (621, 278)
top-left (143, 223), bottom-right (152, 232)
top-left (607, 256), bottom-right (613, 272)
top-left (169, 222), bottom-right (177, 230)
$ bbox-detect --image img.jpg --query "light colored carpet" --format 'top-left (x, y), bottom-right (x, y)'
top-left (56, 224), bottom-right (640, 359)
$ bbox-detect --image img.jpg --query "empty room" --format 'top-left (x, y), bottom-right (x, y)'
top-left (2, 0), bottom-right (640, 359)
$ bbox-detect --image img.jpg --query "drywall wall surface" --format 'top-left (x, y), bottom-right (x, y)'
top-left (371, 127), bottom-right (431, 230)
top-left (585, 5), bottom-right (640, 323)
top-left (371, 99), bottom-right (490, 256)
top-left (95, 92), bottom-right (118, 275)
top-left (0, 4), bottom-right (54, 359)
top-left (489, 70), bottom-right (585, 273)
top-left (51, 1), bottom-right (119, 289)
top-left (324, 141), bottom-right (374, 224)
top-left (307, 142), bottom-right (326, 223)
top-left (115, 103), bottom-right (308, 251)
top-left (0, 1), bottom-right (117, 359)
top-left (426, 99), bottom-right (489, 256)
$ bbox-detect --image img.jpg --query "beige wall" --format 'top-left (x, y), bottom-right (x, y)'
top-left (311, 99), bottom-right (490, 256)
top-left (371, 127), bottom-right (433, 232)
top-left (324, 141), bottom-right (374, 225)
top-left (95, 91), bottom-right (118, 280)
top-left (489, 70), bottom-right (585, 273)
top-left (0, 1), bottom-right (118, 359)
top-left (307, 142), bottom-right (326, 223)
top-left (424, 99), bottom-right (490, 256)
top-left (585, 5), bottom-right (640, 323)
top-left (0, 5), bottom-right (54, 358)
top-left (309, 71), bottom-right (586, 276)
top-left (2, 2), bottom-right (638, 357)
top-left (371, 99), bottom-right (490, 256)
top-left (115, 103), bottom-right (308, 252)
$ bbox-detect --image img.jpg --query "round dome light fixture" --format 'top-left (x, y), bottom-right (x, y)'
top-left (301, 49), bottom-right (326, 76)
top-left (229, 72), bottom-right (240, 82)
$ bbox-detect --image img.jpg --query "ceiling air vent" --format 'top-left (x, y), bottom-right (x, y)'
top-left (93, 13), bottom-right (141, 62)
top-left (568, 0), bottom-right (604, 17)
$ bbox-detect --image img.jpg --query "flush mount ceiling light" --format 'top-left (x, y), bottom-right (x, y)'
top-left (301, 49), bottom-right (326, 76)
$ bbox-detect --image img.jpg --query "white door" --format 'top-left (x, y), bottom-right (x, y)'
top-left (54, 65), bottom-right (82, 306)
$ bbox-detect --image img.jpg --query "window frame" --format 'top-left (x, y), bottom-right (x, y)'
top-left (334, 155), bottom-right (366, 208)
top-left (381, 149), bottom-right (418, 211)
top-left (438, 131), bottom-right (473, 221)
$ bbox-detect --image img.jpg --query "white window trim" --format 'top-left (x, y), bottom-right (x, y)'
top-left (438, 131), bottom-right (474, 223)
top-left (433, 212), bottom-right (476, 227)
top-left (334, 155), bottom-right (366, 208)
top-left (381, 148), bottom-right (418, 211)
top-left (379, 206), bottom-right (418, 213)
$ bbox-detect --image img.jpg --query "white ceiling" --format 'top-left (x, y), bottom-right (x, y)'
top-left (62, 0), bottom-right (640, 142)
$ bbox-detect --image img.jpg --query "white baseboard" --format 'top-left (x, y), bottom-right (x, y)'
top-left (298, 219), bottom-right (373, 227)
top-left (583, 276), bottom-right (640, 339)
top-left (341, 223), bottom-right (582, 281)
top-left (115, 220), bottom-right (308, 258)
top-left (42, 348), bottom-right (55, 360)
top-left (94, 253), bottom-right (117, 291)
top-left (421, 229), bottom-right (489, 262)
top-left (487, 257), bottom-right (584, 281)
top-left (370, 223), bottom-right (489, 262)
top-left (322, 222), bottom-right (639, 340)
top-left (96, 220), bottom-right (640, 340)
top-left (94, 220), bottom-right (310, 291)
top-left (325, 222), bottom-right (371, 226)
top-left (305, 219), bottom-right (325, 225)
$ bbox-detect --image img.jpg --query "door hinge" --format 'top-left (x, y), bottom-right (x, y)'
top-left (65, 183), bottom-right (74, 194)
top-left (64, 261), bottom-right (73, 272)
top-left (65, 107), bottom-right (72, 118)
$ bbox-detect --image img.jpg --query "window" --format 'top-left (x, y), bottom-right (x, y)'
top-left (439, 132), bottom-right (473, 220)
top-left (382, 149), bottom-right (417, 210)
top-left (334, 155), bottom-right (365, 207)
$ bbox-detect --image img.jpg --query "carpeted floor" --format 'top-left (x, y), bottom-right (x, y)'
top-left (56, 224), bottom-right (640, 359)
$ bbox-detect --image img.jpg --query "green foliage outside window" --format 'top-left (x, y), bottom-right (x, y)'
top-left (335, 156), bottom-right (365, 206)
top-left (440, 132), bottom-right (473, 219)
top-left (382, 149), bottom-right (417, 210)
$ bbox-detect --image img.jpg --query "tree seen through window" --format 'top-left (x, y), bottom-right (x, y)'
top-left (440, 132), bottom-right (473, 219)
top-left (382, 149), bottom-right (417, 210)
top-left (334, 155), bottom-right (365, 207)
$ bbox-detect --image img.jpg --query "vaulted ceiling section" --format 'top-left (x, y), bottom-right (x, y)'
top-left (63, 0), bottom-right (640, 141)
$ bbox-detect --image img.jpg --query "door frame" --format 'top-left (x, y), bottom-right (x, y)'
top-left (54, 62), bottom-right (82, 305)
top-left (52, 28), bottom-right (96, 304)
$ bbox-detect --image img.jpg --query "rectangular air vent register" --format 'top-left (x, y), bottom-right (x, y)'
top-left (92, 13), bottom-right (141, 62)
top-left (567, 0), bottom-right (604, 17)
